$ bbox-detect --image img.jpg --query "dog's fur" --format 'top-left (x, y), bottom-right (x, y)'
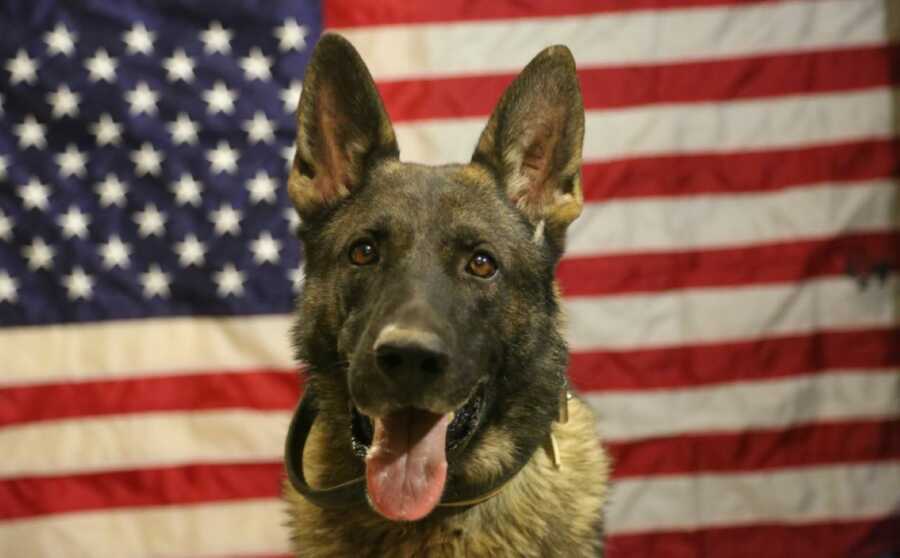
top-left (283, 34), bottom-right (610, 557)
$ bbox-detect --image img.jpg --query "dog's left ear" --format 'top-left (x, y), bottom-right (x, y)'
top-left (472, 46), bottom-right (584, 246)
top-left (288, 34), bottom-right (399, 221)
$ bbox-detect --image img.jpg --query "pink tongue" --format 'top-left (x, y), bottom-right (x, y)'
top-left (365, 409), bottom-right (450, 521)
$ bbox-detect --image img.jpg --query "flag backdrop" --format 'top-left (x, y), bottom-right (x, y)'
top-left (1, 0), bottom-right (898, 556)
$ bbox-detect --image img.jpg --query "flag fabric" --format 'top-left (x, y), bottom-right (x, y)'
top-left (1, 0), bottom-right (898, 557)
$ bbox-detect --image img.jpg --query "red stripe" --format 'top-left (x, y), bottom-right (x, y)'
top-left (0, 371), bottom-right (301, 427)
top-left (0, 462), bottom-right (283, 520)
top-left (557, 232), bottom-right (900, 296)
top-left (326, 0), bottom-right (775, 28)
top-left (608, 419), bottom-right (900, 479)
top-left (377, 47), bottom-right (895, 122)
top-left (569, 328), bottom-right (900, 391)
top-left (581, 139), bottom-right (899, 201)
top-left (606, 517), bottom-right (900, 558)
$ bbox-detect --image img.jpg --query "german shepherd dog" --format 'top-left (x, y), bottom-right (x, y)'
top-left (283, 34), bottom-right (610, 557)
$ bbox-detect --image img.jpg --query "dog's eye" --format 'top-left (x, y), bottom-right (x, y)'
top-left (466, 251), bottom-right (498, 279)
top-left (349, 241), bottom-right (378, 266)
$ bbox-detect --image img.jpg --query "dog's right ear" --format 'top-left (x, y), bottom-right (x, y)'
top-left (288, 34), bottom-right (399, 221)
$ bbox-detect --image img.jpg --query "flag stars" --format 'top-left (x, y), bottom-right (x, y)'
top-left (19, 178), bottom-right (51, 211)
top-left (14, 115), bottom-right (47, 149)
top-left (134, 204), bottom-right (166, 238)
top-left (210, 204), bottom-right (241, 236)
top-left (58, 206), bottom-right (90, 239)
top-left (99, 235), bottom-right (131, 269)
top-left (247, 171), bottom-right (277, 204)
top-left (140, 265), bottom-right (171, 298)
top-left (44, 23), bottom-right (76, 57)
top-left (6, 49), bottom-right (38, 85)
top-left (63, 267), bottom-right (94, 300)
top-left (0, 211), bottom-right (13, 241)
top-left (289, 266), bottom-right (305, 293)
top-left (96, 174), bottom-right (127, 207)
top-left (131, 143), bottom-right (163, 176)
top-left (90, 113), bottom-right (122, 146)
top-left (85, 48), bottom-right (117, 82)
top-left (55, 144), bottom-right (88, 178)
top-left (0, 155), bottom-right (7, 181)
top-left (251, 232), bottom-right (281, 264)
top-left (283, 207), bottom-right (301, 234)
top-left (214, 263), bottom-right (245, 297)
top-left (203, 81), bottom-right (237, 114)
top-left (47, 85), bottom-right (80, 118)
top-left (275, 19), bottom-right (308, 52)
top-left (0, 271), bottom-right (18, 303)
top-left (201, 21), bottom-right (232, 55)
top-left (207, 141), bottom-right (239, 174)
top-left (281, 80), bottom-right (303, 113)
top-left (240, 48), bottom-right (272, 81)
top-left (243, 111), bottom-right (275, 144)
top-left (123, 23), bottom-right (155, 55)
top-left (126, 81), bottom-right (159, 116)
top-left (168, 113), bottom-right (199, 145)
top-left (171, 174), bottom-right (202, 206)
top-left (175, 234), bottom-right (206, 267)
top-left (23, 238), bottom-right (55, 271)
top-left (163, 48), bottom-right (195, 82)
top-left (282, 145), bottom-right (296, 170)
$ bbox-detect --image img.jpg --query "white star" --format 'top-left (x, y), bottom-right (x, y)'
top-left (123, 23), bottom-right (155, 55)
top-left (55, 144), bottom-right (88, 178)
top-left (95, 174), bottom-right (127, 207)
top-left (207, 141), bottom-right (239, 174)
top-left (14, 115), bottom-right (47, 149)
top-left (140, 264), bottom-right (171, 298)
top-left (99, 235), bottom-right (131, 269)
top-left (63, 267), bottom-right (94, 300)
top-left (44, 23), bottom-right (76, 57)
top-left (251, 231), bottom-right (281, 264)
top-left (58, 206), bottom-right (90, 239)
top-left (131, 143), bottom-right (163, 176)
top-left (289, 266), bottom-right (305, 293)
top-left (90, 113), bottom-right (122, 146)
top-left (210, 204), bottom-right (242, 236)
top-left (201, 21), bottom-right (232, 55)
top-left (240, 48), bottom-right (272, 81)
top-left (281, 80), bottom-right (303, 112)
top-left (203, 81), bottom-right (236, 114)
top-left (0, 155), bottom-right (7, 181)
top-left (213, 263), bottom-right (245, 297)
top-left (282, 145), bottom-right (296, 170)
top-left (125, 81), bottom-right (159, 116)
top-left (134, 204), bottom-right (166, 238)
top-left (23, 237), bottom-right (55, 271)
top-left (85, 48), bottom-right (117, 82)
top-left (47, 85), bottom-right (80, 118)
top-left (171, 174), bottom-right (202, 206)
top-left (275, 19), bottom-right (308, 52)
top-left (284, 207), bottom-right (301, 233)
top-left (0, 210), bottom-right (12, 241)
top-left (163, 48), bottom-right (195, 82)
top-left (167, 112), bottom-right (199, 145)
top-left (243, 111), bottom-right (275, 144)
top-left (19, 178), bottom-right (51, 211)
top-left (6, 49), bottom-right (38, 85)
top-left (247, 171), bottom-right (277, 204)
top-left (175, 234), bottom-right (206, 267)
top-left (0, 271), bottom-right (18, 303)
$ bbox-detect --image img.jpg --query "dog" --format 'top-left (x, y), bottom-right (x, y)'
top-left (282, 33), bottom-right (610, 557)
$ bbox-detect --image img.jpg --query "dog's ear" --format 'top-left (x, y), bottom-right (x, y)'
top-left (288, 33), bottom-right (398, 221)
top-left (472, 45), bottom-right (584, 245)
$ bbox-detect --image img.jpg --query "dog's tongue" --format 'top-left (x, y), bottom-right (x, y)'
top-left (365, 409), bottom-right (450, 521)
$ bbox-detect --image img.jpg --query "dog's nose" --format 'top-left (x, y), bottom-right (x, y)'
top-left (373, 325), bottom-right (449, 378)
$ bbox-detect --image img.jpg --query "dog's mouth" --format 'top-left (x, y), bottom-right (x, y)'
top-left (349, 383), bottom-right (486, 521)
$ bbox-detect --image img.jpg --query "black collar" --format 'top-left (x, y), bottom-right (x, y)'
top-left (284, 387), bottom-right (564, 511)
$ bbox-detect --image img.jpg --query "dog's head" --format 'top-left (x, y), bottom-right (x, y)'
top-left (289, 34), bottom-right (584, 522)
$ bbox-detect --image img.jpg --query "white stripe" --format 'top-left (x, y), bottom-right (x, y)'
top-left (0, 409), bottom-right (290, 478)
top-left (567, 179), bottom-right (897, 257)
top-left (0, 499), bottom-right (290, 558)
top-left (565, 276), bottom-right (896, 351)
top-left (588, 370), bottom-right (900, 442)
top-left (336, 0), bottom-right (886, 80)
top-left (1, 315), bottom-right (294, 386)
top-left (607, 461), bottom-right (900, 534)
top-left (393, 88), bottom-right (893, 164)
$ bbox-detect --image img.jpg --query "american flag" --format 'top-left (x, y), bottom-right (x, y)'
top-left (1, 0), bottom-right (898, 556)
